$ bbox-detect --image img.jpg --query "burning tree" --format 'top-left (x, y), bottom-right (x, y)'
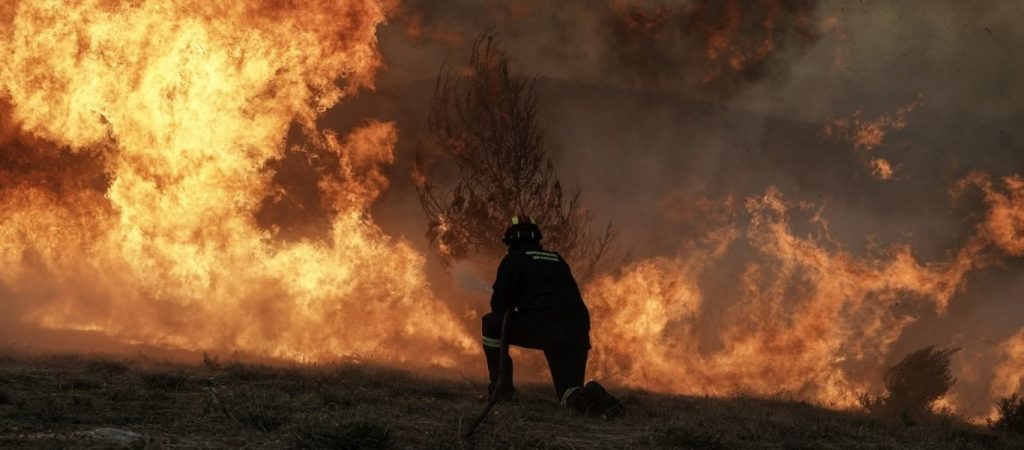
top-left (860, 346), bottom-right (960, 424)
top-left (415, 33), bottom-right (620, 280)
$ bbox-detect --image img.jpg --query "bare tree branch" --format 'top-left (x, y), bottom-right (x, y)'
top-left (414, 32), bottom-right (622, 281)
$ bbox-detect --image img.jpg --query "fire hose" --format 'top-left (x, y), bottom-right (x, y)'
top-left (463, 307), bottom-right (512, 438)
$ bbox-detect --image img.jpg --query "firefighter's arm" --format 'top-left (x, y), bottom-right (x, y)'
top-left (490, 254), bottom-right (520, 314)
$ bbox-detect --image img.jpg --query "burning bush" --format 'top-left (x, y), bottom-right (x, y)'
top-left (992, 393), bottom-right (1024, 433)
top-left (860, 346), bottom-right (960, 424)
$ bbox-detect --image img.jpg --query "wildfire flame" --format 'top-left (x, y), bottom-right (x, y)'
top-left (993, 329), bottom-right (1024, 401)
top-left (0, 1), bottom-right (472, 364)
top-left (956, 172), bottom-right (1024, 257)
top-left (869, 158), bottom-right (894, 181)
top-left (587, 188), bottom-right (981, 407)
top-left (824, 99), bottom-right (921, 152)
top-left (824, 98), bottom-right (921, 180)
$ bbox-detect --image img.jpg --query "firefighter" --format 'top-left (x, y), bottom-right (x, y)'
top-left (481, 215), bottom-right (623, 418)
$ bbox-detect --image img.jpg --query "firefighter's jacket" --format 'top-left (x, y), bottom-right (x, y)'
top-left (490, 244), bottom-right (591, 349)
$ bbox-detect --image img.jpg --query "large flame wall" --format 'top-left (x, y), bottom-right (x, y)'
top-left (0, 1), bottom-right (472, 364)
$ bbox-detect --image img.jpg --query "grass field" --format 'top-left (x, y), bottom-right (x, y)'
top-left (0, 351), bottom-right (1021, 449)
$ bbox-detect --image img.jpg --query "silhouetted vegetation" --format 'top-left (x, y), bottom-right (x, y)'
top-left (0, 350), bottom-right (1020, 448)
top-left (992, 393), bottom-right (1024, 433)
top-left (416, 32), bottom-right (622, 281)
top-left (861, 346), bottom-right (960, 424)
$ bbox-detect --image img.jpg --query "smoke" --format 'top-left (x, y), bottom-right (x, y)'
top-left (384, 0), bottom-right (819, 94)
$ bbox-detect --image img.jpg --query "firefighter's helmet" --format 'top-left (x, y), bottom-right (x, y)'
top-left (502, 215), bottom-right (542, 246)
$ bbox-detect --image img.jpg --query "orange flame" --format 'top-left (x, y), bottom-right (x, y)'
top-left (824, 98), bottom-right (921, 152)
top-left (955, 172), bottom-right (1024, 257)
top-left (869, 158), bottom-right (894, 181)
top-left (0, 1), bottom-right (472, 364)
top-left (587, 188), bottom-right (981, 407)
top-left (992, 329), bottom-right (1024, 399)
top-left (824, 98), bottom-right (921, 180)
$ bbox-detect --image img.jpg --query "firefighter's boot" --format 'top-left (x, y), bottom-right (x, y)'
top-left (483, 344), bottom-right (515, 402)
top-left (563, 381), bottom-right (624, 419)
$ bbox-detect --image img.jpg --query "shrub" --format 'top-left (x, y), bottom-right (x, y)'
top-left (861, 346), bottom-right (959, 424)
top-left (992, 393), bottom-right (1024, 433)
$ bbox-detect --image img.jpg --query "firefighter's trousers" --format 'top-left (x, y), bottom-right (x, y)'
top-left (481, 311), bottom-right (588, 400)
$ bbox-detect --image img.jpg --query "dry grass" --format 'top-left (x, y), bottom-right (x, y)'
top-left (0, 351), bottom-right (1021, 449)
